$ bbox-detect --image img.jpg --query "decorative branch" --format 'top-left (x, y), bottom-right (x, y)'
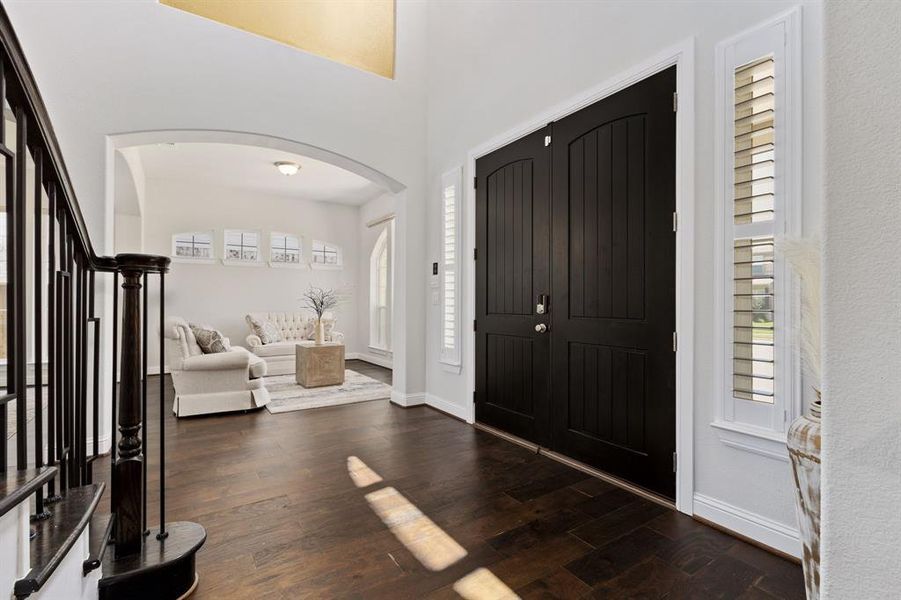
top-left (301, 285), bottom-right (339, 320)
top-left (779, 236), bottom-right (822, 396)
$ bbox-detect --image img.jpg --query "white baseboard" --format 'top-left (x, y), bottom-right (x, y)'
top-left (693, 493), bottom-right (801, 559)
top-left (346, 352), bottom-right (393, 369)
top-left (390, 391), bottom-right (426, 408)
top-left (425, 393), bottom-right (472, 422)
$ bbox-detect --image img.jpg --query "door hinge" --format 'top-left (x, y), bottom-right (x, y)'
top-left (672, 452), bottom-right (678, 473)
top-left (544, 135), bottom-right (552, 147)
top-left (473, 319), bottom-right (477, 332)
top-left (473, 248), bottom-right (478, 261)
top-left (473, 176), bottom-right (478, 189)
top-left (673, 331), bottom-right (678, 352)
top-left (673, 211), bottom-right (678, 232)
top-left (673, 92), bottom-right (678, 112)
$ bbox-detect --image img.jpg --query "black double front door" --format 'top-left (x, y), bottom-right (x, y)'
top-left (475, 67), bottom-right (677, 499)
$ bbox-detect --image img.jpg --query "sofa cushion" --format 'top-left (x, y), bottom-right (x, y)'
top-left (250, 341), bottom-right (302, 358)
top-left (245, 314), bottom-right (283, 344)
top-left (189, 323), bottom-right (231, 354)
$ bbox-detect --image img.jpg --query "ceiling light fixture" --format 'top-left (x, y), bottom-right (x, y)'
top-left (275, 161), bottom-right (300, 176)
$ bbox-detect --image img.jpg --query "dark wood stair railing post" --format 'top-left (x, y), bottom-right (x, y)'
top-left (111, 264), bottom-right (144, 558)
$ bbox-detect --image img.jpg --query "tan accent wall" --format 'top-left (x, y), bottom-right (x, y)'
top-left (161, 0), bottom-right (395, 78)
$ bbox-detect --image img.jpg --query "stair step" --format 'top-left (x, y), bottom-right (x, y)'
top-left (14, 483), bottom-right (105, 599)
top-left (99, 521), bottom-right (206, 600)
top-left (0, 466), bottom-right (57, 519)
top-left (83, 511), bottom-right (114, 575)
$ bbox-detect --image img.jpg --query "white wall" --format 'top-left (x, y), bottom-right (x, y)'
top-left (821, 1), bottom-right (901, 596)
top-left (0, 501), bottom-right (99, 600)
top-left (4, 0), bottom-right (428, 448)
top-left (424, 0), bottom-right (822, 553)
top-left (357, 193), bottom-right (397, 368)
top-left (134, 178), bottom-right (362, 372)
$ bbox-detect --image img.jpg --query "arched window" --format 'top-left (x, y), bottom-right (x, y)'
top-left (369, 224), bottom-right (392, 351)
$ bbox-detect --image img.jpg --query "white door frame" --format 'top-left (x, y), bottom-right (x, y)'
top-left (462, 38), bottom-right (696, 514)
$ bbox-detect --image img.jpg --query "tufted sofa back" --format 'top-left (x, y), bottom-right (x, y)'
top-left (247, 311), bottom-right (336, 342)
top-left (162, 316), bottom-right (203, 370)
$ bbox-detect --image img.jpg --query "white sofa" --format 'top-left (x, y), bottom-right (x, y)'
top-left (245, 311), bottom-right (345, 376)
top-left (164, 317), bottom-right (270, 417)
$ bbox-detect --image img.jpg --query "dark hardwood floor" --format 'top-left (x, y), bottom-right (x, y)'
top-left (93, 361), bottom-right (803, 599)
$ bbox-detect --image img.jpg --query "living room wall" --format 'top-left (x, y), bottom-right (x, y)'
top-left (135, 177), bottom-right (364, 373)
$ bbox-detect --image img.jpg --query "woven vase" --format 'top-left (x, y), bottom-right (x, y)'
top-left (787, 399), bottom-right (821, 599)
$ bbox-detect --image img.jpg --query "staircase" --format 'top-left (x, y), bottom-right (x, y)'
top-left (0, 5), bottom-right (204, 599)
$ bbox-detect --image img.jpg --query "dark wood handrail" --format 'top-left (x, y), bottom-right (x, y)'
top-left (0, 4), bottom-right (203, 598)
top-left (0, 6), bottom-right (168, 275)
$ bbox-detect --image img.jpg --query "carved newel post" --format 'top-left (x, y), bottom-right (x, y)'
top-left (111, 266), bottom-right (144, 558)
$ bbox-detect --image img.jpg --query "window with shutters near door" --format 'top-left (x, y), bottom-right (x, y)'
top-left (439, 167), bottom-right (462, 371)
top-left (713, 10), bottom-right (801, 458)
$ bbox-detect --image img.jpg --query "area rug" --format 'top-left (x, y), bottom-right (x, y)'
top-left (265, 370), bottom-right (392, 414)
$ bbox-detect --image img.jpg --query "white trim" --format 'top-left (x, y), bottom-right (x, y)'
top-left (463, 38), bottom-right (696, 515)
top-left (366, 213), bottom-right (396, 228)
top-left (267, 261), bottom-right (309, 270)
top-left (309, 263), bottom-right (343, 271)
top-left (710, 420), bottom-right (789, 462)
top-left (390, 391), bottom-right (426, 408)
top-left (693, 493), bottom-right (801, 558)
top-left (713, 8), bottom-right (802, 446)
top-left (170, 257), bottom-right (216, 265)
top-left (425, 393), bottom-right (470, 422)
top-left (220, 259), bottom-right (265, 268)
top-left (440, 362), bottom-right (462, 375)
top-left (347, 351), bottom-right (393, 369)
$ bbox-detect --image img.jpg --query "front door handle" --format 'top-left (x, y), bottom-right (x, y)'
top-left (535, 323), bottom-right (548, 333)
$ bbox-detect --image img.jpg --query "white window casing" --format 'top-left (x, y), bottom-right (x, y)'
top-left (171, 230), bottom-right (215, 263)
top-left (269, 232), bottom-right (303, 268)
top-left (369, 223), bottom-right (393, 352)
top-left (222, 229), bottom-right (262, 265)
top-left (311, 239), bottom-right (342, 269)
top-left (440, 166), bottom-right (462, 370)
top-left (713, 9), bottom-right (801, 461)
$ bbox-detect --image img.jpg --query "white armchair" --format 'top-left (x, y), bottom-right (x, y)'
top-left (164, 317), bottom-right (270, 417)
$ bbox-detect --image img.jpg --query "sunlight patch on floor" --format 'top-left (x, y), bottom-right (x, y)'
top-left (364, 486), bottom-right (468, 571)
top-left (453, 568), bottom-right (521, 600)
top-left (347, 455), bottom-right (383, 488)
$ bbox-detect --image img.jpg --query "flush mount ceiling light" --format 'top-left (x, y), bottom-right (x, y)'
top-left (275, 161), bottom-right (300, 176)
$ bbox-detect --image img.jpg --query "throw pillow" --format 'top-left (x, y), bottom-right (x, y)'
top-left (245, 314), bottom-right (283, 344)
top-left (189, 323), bottom-right (231, 354)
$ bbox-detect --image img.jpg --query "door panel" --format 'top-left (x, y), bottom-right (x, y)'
top-left (551, 66), bottom-right (676, 499)
top-left (474, 67), bottom-right (676, 499)
top-left (475, 128), bottom-right (551, 445)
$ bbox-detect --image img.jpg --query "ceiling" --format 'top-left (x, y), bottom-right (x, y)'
top-left (133, 142), bottom-right (386, 205)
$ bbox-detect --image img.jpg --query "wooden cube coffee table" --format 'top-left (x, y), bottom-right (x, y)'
top-left (295, 342), bottom-right (345, 388)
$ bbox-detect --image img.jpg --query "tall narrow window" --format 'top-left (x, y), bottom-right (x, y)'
top-left (715, 10), bottom-right (799, 447)
top-left (223, 230), bottom-right (260, 264)
top-left (732, 57), bottom-right (776, 404)
top-left (369, 223), bottom-right (393, 351)
top-left (440, 167), bottom-right (462, 368)
top-left (172, 231), bottom-right (214, 261)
